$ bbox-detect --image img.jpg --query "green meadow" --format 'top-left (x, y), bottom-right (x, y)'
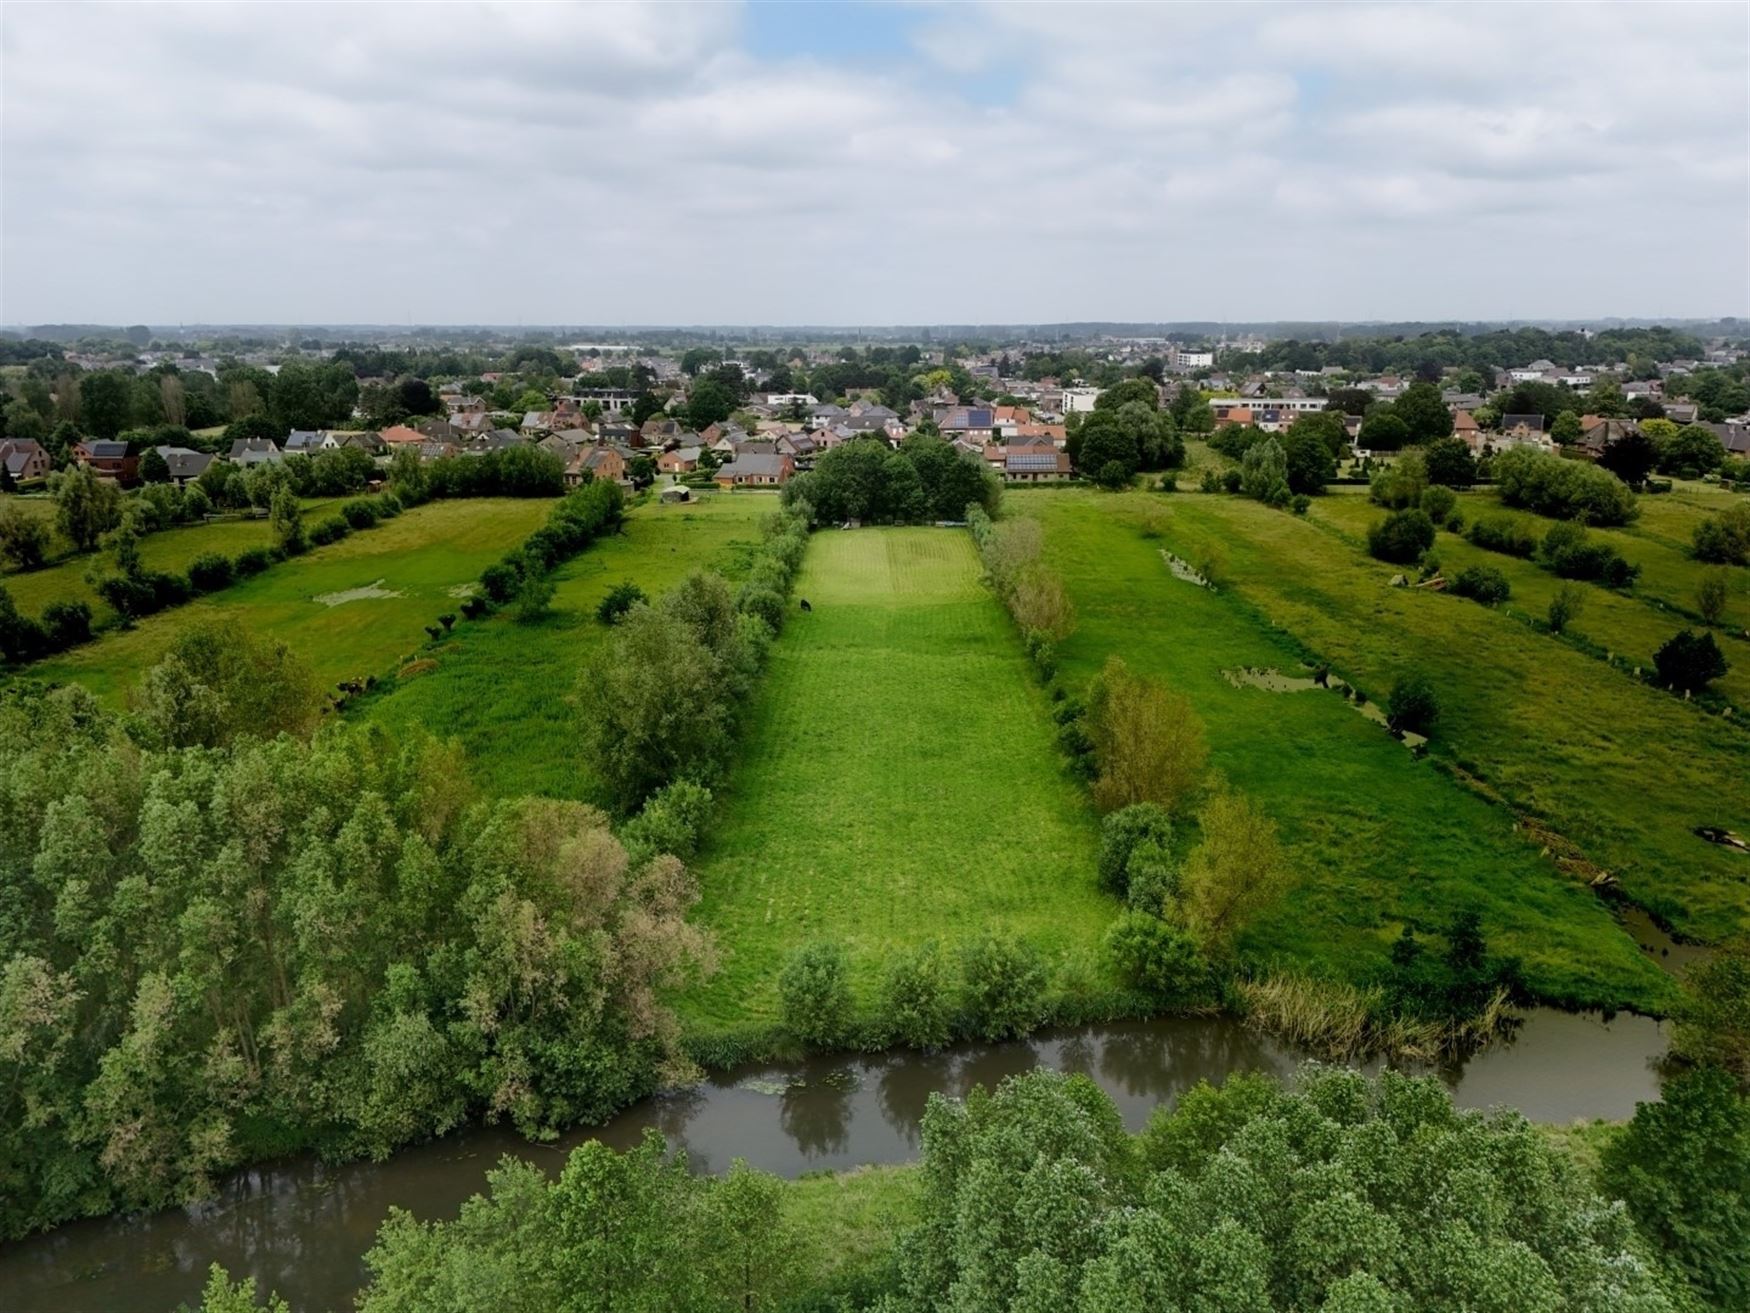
top-left (358, 493), bottom-right (772, 799)
top-left (679, 526), bottom-right (1112, 1034)
top-left (1018, 487), bottom-right (1680, 1013)
top-left (1310, 486), bottom-right (1750, 707)
top-left (1044, 483), bottom-right (1746, 957)
top-left (21, 497), bottom-right (550, 702)
top-left (1, 497), bottom-right (341, 623)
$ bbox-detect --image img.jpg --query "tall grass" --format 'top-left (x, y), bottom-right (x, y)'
top-left (1236, 973), bottom-right (1515, 1062)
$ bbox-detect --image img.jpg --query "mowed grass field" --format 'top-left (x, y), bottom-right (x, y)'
top-left (20, 497), bottom-right (551, 702)
top-left (1043, 484), bottom-right (1749, 952)
top-left (1018, 488), bottom-right (1676, 1013)
top-left (359, 493), bottom-right (771, 800)
top-left (1, 496), bottom-right (341, 623)
top-left (680, 527), bottom-right (1111, 1033)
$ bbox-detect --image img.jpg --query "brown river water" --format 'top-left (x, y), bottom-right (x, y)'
top-left (0, 1007), bottom-right (1668, 1313)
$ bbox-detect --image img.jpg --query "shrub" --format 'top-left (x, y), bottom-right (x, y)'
top-left (1547, 582), bottom-right (1585, 634)
top-left (619, 780), bottom-right (714, 866)
top-left (233, 546), bottom-right (278, 576)
top-left (40, 599), bottom-right (92, 649)
top-left (1198, 469), bottom-right (1222, 493)
top-left (340, 498), bottom-right (380, 530)
top-left (1097, 803), bottom-right (1175, 898)
top-left (1697, 569), bottom-right (1731, 627)
top-left (1387, 671), bottom-right (1439, 734)
top-left (1654, 628), bottom-right (1728, 692)
top-left (1466, 514), bottom-right (1538, 558)
top-left (1105, 913), bottom-right (1206, 1002)
top-left (513, 572), bottom-right (556, 624)
top-left (1368, 450), bottom-right (1428, 509)
top-left (1537, 521), bottom-right (1639, 588)
top-left (736, 584), bottom-right (786, 636)
top-left (958, 934), bottom-right (1048, 1041)
top-left (1693, 503), bottom-right (1750, 565)
top-left (602, 581), bottom-right (658, 626)
top-left (877, 942), bottom-right (954, 1051)
top-left (186, 552), bottom-right (235, 593)
top-left (479, 560), bottom-right (523, 604)
top-left (1289, 493), bottom-right (1311, 515)
top-left (1220, 469), bottom-right (1242, 493)
top-left (778, 942), bottom-right (852, 1049)
top-left (1450, 565), bottom-right (1510, 606)
top-left (1418, 485), bottom-right (1456, 525)
top-left (307, 516), bottom-right (350, 547)
top-left (1367, 508), bottom-right (1436, 564)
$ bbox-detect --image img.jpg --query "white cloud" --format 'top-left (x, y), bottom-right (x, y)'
top-left (0, 0), bottom-right (1744, 325)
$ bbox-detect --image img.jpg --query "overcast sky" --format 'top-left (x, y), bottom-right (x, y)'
top-left (3, 1), bottom-right (1746, 327)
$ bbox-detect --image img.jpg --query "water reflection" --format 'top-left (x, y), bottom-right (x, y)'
top-left (0, 1009), bottom-right (1667, 1313)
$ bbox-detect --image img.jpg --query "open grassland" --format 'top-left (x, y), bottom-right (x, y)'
top-left (1311, 486), bottom-right (1750, 706)
top-left (680, 527), bottom-right (1111, 1033)
top-left (1018, 488), bottom-right (1679, 1013)
top-left (19, 497), bottom-right (551, 702)
top-left (358, 493), bottom-right (771, 800)
top-left (1056, 485), bottom-right (1749, 954)
top-left (1, 497), bottom-right (342, 622)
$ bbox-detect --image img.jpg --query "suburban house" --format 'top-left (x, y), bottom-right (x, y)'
top-left (567, 445), bottom-right (627, 487)
top-left (72, 440), bottom-right (138, 485)
top-left (658, 446), bottom-right (702, 475)
top-left (1705, 422), bottom-right (1750, 458)
top-left (229, 437), bottom-right (283, 466)
top-left (0, 438), bottom-right (50, 483)
top-left (284, 430), bottom-right (326, 454)
top-left (155, 446), bottom-right (215, 487)
top-left (1496, 414), bottom-right (1554, 451)
top-left (1452, 410), bottom-right (1482, 450)
top-left (378, 424), bottom-right (426, 447)
top-left (325, 431), bottom-right (387, 455)
top-left (450, 410), bottom-right (495, 435)
top-left (1576, 416), bottom-right (1639, 460)
top-left (938, 405), bottom-right (998, 441)
top-left (714, 453), bottom-right (794, 488)
top-left (1001, 448), bottom-right (1072, 482)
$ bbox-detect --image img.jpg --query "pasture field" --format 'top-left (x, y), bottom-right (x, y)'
top-left (1309, 490), bottom-right (1750, 707)
top-left (1019, 488), bottom-right (1680, 1013)
top-left (1036, 485), bottom-right (1747, 958)
top-left (358, 493), bottom-right (772, 800)
top-left (679, 527), bottom-right (1112, 1033)
top-left (1, 497), bottom-right (341, 622)
top-left (20, 497), bottom-right (551, 702)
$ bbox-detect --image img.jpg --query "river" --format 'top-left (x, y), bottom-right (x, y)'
top-left (0, 1007), bottom-right (1667, 1313)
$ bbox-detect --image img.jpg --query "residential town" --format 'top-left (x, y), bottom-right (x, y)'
top-left (2, 324), bottom-right (1747, 504)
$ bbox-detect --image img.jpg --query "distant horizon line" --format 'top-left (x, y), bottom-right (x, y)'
top-left (5, 315), bottom-right (1745, 335)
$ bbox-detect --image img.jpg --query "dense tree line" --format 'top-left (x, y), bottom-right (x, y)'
top-left (228, 1063), bottom-right (1701, 1312)
top-left (1227, 326), bottom-right (1705, 378)
top-left (0, 665), bottom-right (713, 1239)
top-left (782, 436), bottom-right (999, 525)
top-left (1493, 448), bottom-right (1639, 525)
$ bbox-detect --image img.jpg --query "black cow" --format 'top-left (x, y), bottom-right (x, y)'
top-left (799, 598), bottom-right (812, 612)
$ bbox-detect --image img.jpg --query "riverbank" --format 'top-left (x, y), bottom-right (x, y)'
top-left (0, 1008), bottom-right (1667, 1313)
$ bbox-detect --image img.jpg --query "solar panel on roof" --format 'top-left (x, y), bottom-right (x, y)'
top-left (968, 408), bottom-right (994, 426)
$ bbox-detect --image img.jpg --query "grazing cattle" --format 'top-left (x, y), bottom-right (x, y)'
top-left (799, 598), bottom-right (812, 612)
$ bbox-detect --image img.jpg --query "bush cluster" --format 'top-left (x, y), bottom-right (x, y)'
top-left (1450, 564), bottom-right (1511, 606)
top-left (1692, 502), bottom-right (1750, 565)
top-left (776, 932), bottom-right (1052, 1051)
top-left (1493, 447), bottom-right (1638, 525)
top-left (1537, 521), bottom-right (1640, 588)
top-left (1466, 513), bottom-right (1539, 557)
top-left (1366, 507), bottom-right (1436, 564)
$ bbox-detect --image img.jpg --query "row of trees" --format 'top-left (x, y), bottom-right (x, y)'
top-left (200, 933), bottom-right (1750, 1312)
top-left (580, 505), bottom-right (810, 813)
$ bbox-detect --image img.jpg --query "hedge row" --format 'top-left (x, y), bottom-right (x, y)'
top-left (470, 477), bottom-right (626, 613)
